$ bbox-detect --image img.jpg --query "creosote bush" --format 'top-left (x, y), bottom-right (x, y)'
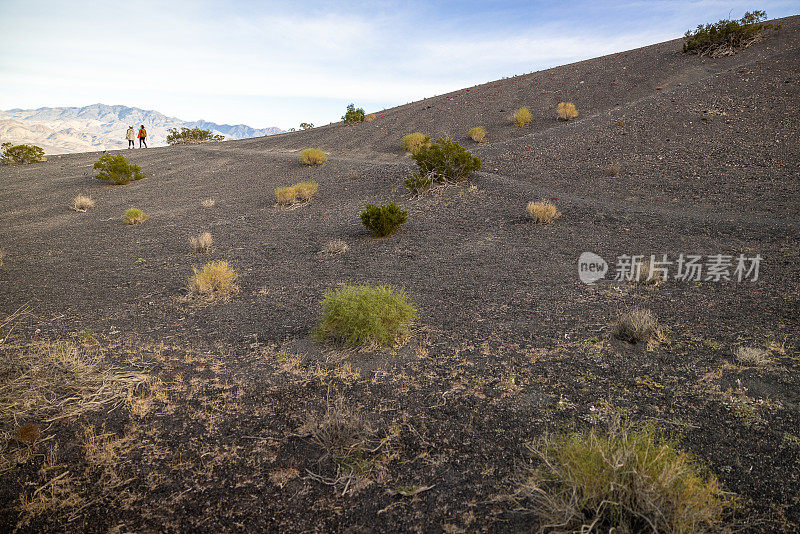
top-left (314, 284), bottom-right (417, 346)
top-left (361, 203), bottom-right (408, 237)
top-left (467, 126), bottom-right (487, 143)
top-left (122, 208), bottom-right (148, 225)
top-left (341, 103), bottom-right (366, 124)
top-left (683, 10), bottom-right (776, 57)
top-left (526, 201), bottom-right (561, 224)
top-left (275, 181), bottom-right (318, 205)
top-left (557, 102), bottom-right (578, 121)
top-left (512, 107), bottom-right (532, 127)
top-left (71, 194), bottom-right (95, 212)
top-left (412, 138), bottom-right (481, 183)
top-left (166, 127), bottom-right (224, 145)
top-left (521, 420), bottom-right (733, 533)
top-left (188, 260), bottom-right (238, 300)
top-left (613, 307), bottom-right (661, 344)
top-left (189, 232), bottom-right (213, 253)
top-left (94, 154), bottom-right (144, 185)
top-left (299, 148), bottom-right (327, 166)
top-left (401, 133), bottom-right (431, 155)
top-left (1, 143), bottom-right (45, 165)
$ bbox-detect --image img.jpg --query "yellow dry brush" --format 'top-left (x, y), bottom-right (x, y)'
top-left (275, 181), bottom-right (319, 205)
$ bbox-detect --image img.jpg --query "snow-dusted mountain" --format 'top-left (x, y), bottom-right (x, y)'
top-left (0, 104), bottom-right (283, 154)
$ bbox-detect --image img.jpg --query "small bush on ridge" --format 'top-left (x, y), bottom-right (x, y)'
top-left (361, 203), bottom-right (408, 237)
top-left (521, 420), bottom-right (732, 533)
top-left (557, 102), bottom-right (578, 121)
top-left (683, 10), bottom-right (775, 56)
top-left (71, 194), bottom-right (95, 212)
top-left (1, 143), bottom-right (45, 165)
top-left (467, 127), bottom-right (487, 143)
top-left (94, 154), bottom-right (144, 185)
top-left (122, 208), bottom-right (148, 224)
top-left (526, 201), bottom-right (561, 224)
top-left (342, 104), bottom-right (366, 124)
top-left (299, 148), bottom-right (327, 166)
top-left (314, 284), bottom-right (417, 346)
top-left (299, 122), bottom-right (314, 130)
top-left (189, 260), bottom-right (238, 300)
top-left (166, 127), bottom-right (224, 145)
top-left (412, 138), bottom-right (481, 183)
top-left (364, 113), bottom-right (376, 122)
top-left (401, 133), bottom-right (431, 155)
top-left (512, 107), bottom-right (532, 127)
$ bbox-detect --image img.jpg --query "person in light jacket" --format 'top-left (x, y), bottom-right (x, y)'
top-left (125, 126), bottom-right (135, 149)
top-left (138, 125), bottom-right (147, 148)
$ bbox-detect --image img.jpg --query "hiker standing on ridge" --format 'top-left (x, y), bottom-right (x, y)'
top-left (138, 124), bottom-right (147, 148)
top-left (125, 125), bottom-right (135, 149)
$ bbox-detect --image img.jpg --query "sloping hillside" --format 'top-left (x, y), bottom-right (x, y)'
top-left (0, 16), bottom-right (798, 533)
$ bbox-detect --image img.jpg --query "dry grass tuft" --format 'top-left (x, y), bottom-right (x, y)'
top-left (364, 113), bottom-right (377, 122)
top-left (0, 249), bottom-right (5, 268)
top-left (557, 102), bottom-right (579, 121)
top-left (520, 418), bottom-right (733, 533)
top-left (604, 162), bottom-right (621, 177)
top-left (513, 107), bottom-right (532, 127)
top-left (467, 126), bottom-right (487, 143)
top-left (301, 396), bottom-right (369, 458)
top-left (122, 208), bottom-right (148, 225)
top-left (299, 148), bottom-right (327, 166)
top-left (275, 181), bottom-right (318, 206)
top-left (323, 239), bottom-right (349, 255)
top-left (70, 194), bottom-right (95, 212)
top-left (636, 259), bottom-right (666, 286)
top-left (188, 260), bottom-right (239, 301)
top-left (526, 201), bottom-right (561, 224)
top-left (189, 231), bottom-right (213, 253)
top-left (17, 472), bottom-right (82, 526)
top-left (613, 308), bottom-right (662, 345)
top-left (401, 133), bottom-right (431, 155)
top-left (735, 346), bottom-right (770, 366)
top-left (201, 198), bottom-right (216, 208)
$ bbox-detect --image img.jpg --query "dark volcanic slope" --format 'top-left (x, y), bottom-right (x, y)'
top-left (1, 16), bottom-right (799, 533)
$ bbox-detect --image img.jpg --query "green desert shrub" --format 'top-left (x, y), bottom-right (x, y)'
top-left (512, 107), bottom-right (532, 127)
top-left (404, 172), bottom-right (433, 195)
top-left (165, 127), bottom-right (224, 145)
top-left (683, 10), bottom-right (776, 56)
top-left (522, 420), bottom-right (733, 533)
top-left (1, 142), bottom-right (45, 165)
top-left (412, 138), bottom-right (481, 183)
top-left (467, 126), bottom-right (486, 143)
top-left (361, 203), bottom-right (408, 237)
top-left (94, 154), bottom-right (145, 185)
top-left (299, 122), bottom-right (314, 130)
top-left (401, 133), bottom-right (431, 155)
top-left (122, 208), bottom-right (148, 224)
top-left (341, 103), bottom-right (366, 124)
top-left (314, 284), bottom-right (417, 346)
top-left (299, 148), bottom-right (327, 165)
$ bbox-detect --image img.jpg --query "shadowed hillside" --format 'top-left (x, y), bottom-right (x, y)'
top-left (0, 15), bottom-right (798, 533)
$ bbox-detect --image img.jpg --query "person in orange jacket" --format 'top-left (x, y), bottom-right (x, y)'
top-left (138, 124), bottom-right (147, 148)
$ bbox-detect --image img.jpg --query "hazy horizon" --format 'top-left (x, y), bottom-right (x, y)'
top-left (1, 0), bottom-right (798, 130)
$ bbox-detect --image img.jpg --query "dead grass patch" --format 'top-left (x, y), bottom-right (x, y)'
top-left (613, 308), bottom-right (665, 347)
top-left (275, 181), bottom-right (318, 206)
top-left (364, 113), bottom-right (377, 122)
top-left (0, 248), bottom-right (5, 268)
top-left (189, 231), bottom-right (213, 253)
top-left (735, 346), bottom-right (770, 366)
top-left (70, 194), bottom-right (95, 212)
top-left (188, 260), bottom-right (239, 301)
top-left (520, 419), bottom-right (733, 533)
top-left (636, 259), bottom-right (666, 286)
top-left (557, 102), bottom-right (578, 121)
top-left (526, 201), bottom-right (561, 224)
top-left (201, 198), bottom-right (216, 208)
top-left (300, 396), bottom-right (369, 458)
top-left (299, 148), bottom-right (327, 165)
top-left (322, 239), bottom-right (349, 255)
top-left (17, 471), bottom-right (82, 527)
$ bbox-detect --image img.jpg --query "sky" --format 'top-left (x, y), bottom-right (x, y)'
top-left (1, 0), bottom-right (798, 130)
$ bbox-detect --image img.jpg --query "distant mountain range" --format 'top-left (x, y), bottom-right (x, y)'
top-left (0, 104), bottom-right (283, 154)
